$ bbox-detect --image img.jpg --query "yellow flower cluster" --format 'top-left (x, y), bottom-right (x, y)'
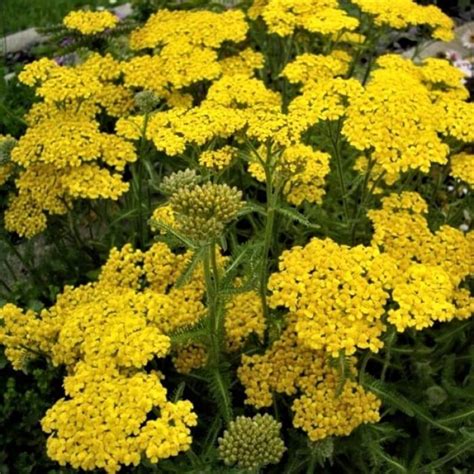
top-left (450, 153), bottom-right (474, 186)
top-left (256, 0), bottom-right (359, 37)
top-left (282, 50), bottom-right (351, 84)
top-left (0, 163), bottom-right (13, 186)
top-left (0, 304), bottom-right (55, 370)
top-left (119, 73), bottom-right (283, 156)
top-left (368, 192), bottom-right (473, 287)
top-left (367, 193), bottom-right (473, 331)
top-left (248, 144), bottom-right (331, 206)
top-left (19, 53), bottom-right (132, 113)
top-left (0, 135), bottom-right (15, 185)
top-left (290, 77), bottom-right (363, 126)
top-left (199, 146), bottom-right (238, 171)
top-left (388, 264), bottom-right (456, 331)
top-left (123, 10), bottom-right (248, 96)
top-left (219, 48), bottom-right (264, 78)
top-left (63, 10), bottom-right (119, 35)
top-left (268, 192), bottom-right (473, 352)
top-left (436, 97), bottom-right (474, 144)
top-left (0, 243), bottom-right (206, 369)
top-left (350, 0), bottom-right (454, 41)
top-left (122, 47), bottom-right (221, 96)
top-left (150, 204), bottom-right (176, 233)
top-left (6, 55), bottom-right (136, 237)
top-left (42, 364), bottom-right (197, 472)
top-left (0, 243), bottom-right (204, 472)
top-left (120, 106), bottom-right (240, 157)
top-left (238, 319), bottom-right (381, 440)
top-left (269, 238), bottom-right (394, 356)
top-left (342, 55), bottom-right (465, 179)
top-left (19, 57), bottom-right (103, 102)
top-left (129, 9), bottom-right (247, 50)
top-left (225, 290), bottom-right (265, 351)
top-left (173, 344), bottom-right (208, 374)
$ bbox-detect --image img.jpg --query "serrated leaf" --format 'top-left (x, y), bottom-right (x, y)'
top-left (151, 221), bottom-right (198, 249)
top-left (276, 206), bottom-right (320, 229)
top-left (175, 247), bottom-right (205, 288)
top-left (169, 320), bottom-right (208, 348)
top-left (364, 377), bottom-right (455, 434)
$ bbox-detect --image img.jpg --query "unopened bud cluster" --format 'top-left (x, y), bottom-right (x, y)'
top-left (170, 182), bottom-right (243, 242)
top-left (134, 90), bottom-right (160, 113)
top-left (217, 414), bottom-right (286, 470)
top-left (161, 169), bottom-right (200, 195)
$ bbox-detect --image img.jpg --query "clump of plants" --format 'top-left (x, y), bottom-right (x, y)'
top-left (0, 0), bottom-right (473, 472)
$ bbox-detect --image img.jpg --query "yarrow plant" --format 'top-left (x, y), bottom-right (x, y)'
top-left (0, 1), bottom-right (473, 473)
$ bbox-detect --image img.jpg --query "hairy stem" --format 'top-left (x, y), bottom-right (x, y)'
top-left (203, 241), bottom-right (232, 423)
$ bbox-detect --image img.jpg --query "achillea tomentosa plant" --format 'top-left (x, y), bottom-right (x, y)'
top-left (0, 0), bottom-right (473, 473)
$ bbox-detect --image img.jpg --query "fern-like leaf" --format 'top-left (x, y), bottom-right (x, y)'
top-left (276, 206), bottom-right (321, 229)
top-left (206, 365), bottom-right (233, 424)
top-left (169, 320), bottom-right (208, 348)
top-left (175, 247), bottom-right (205, 288)
top-left (363, 377), bottom-right (455, 434)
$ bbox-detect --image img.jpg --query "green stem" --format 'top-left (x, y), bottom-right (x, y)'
top-left (419, 438), bottom-right (474, 472)
top-left (0, 101), bottom-right (27, 126)
top-left (362, 52), bottom-right (375, 85)
top-left (259, 148), bottom-right (278, 321)
top-left (430, 161), bottom-right (450, 205)
top-left (328, 121), bottom-right (350, 222)
top-left (203, 244), bottom-right (218, 361)
top-left (132, 112), bottom-right (150, 248)
top-left (358, 351), bottom-right (371, 384)
top-left (350, 154), bottom-right (375, 244)
top-left (306, 452), bottom-right (317, 474)
top-left (381, 329), bottom-right (396, 381)
top-left (2, 238), bottom-right (45, 292)
top-left (3, 256), bottom-right (17, 283)
top-left (210, 242), bottom-right (221, 344)
top-left (203, 241), bottom-right (232, 423)
top-left (66, 210), bottom-right (98, 264)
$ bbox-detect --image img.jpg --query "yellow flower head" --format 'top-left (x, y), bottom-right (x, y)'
top-left (63, 10), bottom-right (119, 35)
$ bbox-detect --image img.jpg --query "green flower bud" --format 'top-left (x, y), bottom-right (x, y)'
top-left (426, 385), bottom-right (448, 407)
top-left (161, 169), bottom-right (200, 196)
top-left (134, 90), bottom-right (159, 113)
top-left (218, 414), bottom-right (286, 470)
top-left (170, 182), bottom-right (243, 242)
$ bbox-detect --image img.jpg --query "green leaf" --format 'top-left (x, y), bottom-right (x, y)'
top-left (222, 240), bottom-right (264, 285)
top-left (237, 202), bottom-right (267, 218)
top-left (364, 377), bottom-right (455, 434)
top-left (175, 247), bottom-right (205, 288)
top-left (276, 205), bottom-right (320, 229)
top-left (152, 221), bottom-right (198, 250)
top-left (419, 437), bottom-right (474, 472)
top-left (372, 446), bottom-right (408, 473)
top-left (169, 320), bottom-right (208, 348)
top-left (438, 409), bottom-right (474, 426)
top-left (207, 365), bottom-right (233, 424)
